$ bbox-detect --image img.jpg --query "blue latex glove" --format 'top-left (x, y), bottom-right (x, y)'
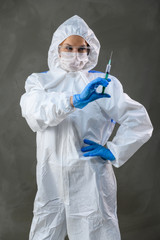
top-left (73, 77), bottom-right (111, 109)
top-left (81, 139), bottom-right (115, 161)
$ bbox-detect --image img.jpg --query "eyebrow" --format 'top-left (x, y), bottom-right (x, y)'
top-left (64, 43), bottom-right (87, 47)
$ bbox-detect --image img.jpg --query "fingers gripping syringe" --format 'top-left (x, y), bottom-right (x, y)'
top-left (102, 51), bottom-right (113, 94)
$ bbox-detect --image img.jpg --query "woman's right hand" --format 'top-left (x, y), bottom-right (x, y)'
top-left (72, 77), bottom-right (111, 109)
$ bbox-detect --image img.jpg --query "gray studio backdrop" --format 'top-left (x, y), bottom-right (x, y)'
top-left (0, 0), bottom-right (160, 239)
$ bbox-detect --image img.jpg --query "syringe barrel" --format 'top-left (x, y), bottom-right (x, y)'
top-left (106, 64), bottom-right (111, 73)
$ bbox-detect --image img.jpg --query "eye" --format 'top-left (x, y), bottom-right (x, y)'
top-left (78, 47), bottom-right (86, 53)
top-left (66, 46), bottom-right (73, 51)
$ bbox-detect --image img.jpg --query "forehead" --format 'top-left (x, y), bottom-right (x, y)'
top-left (61, 35), bottom-right (87, 45)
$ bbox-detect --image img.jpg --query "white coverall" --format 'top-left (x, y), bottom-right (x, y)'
top-left (20, 15), bottom-right (153, 240)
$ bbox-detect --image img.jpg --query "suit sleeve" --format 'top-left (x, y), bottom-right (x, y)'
top-left (97, 76), bottom-right (153, 168)
top-left (20, 73), bottom-right (76, 132)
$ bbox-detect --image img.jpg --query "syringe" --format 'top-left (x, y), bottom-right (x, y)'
top-left (102, 51), bottom-right (113, 94)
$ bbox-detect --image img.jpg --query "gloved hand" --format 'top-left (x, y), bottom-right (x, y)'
top-left (81, 139), bottom-right (115, 161)
top-left (73, 77), bottom-right (111, 109)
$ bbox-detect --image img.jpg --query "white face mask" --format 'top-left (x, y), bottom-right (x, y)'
top-left (59, 52), bottom-right (89, 72)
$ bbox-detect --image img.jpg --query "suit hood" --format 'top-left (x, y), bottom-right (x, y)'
top-left (48, 15), bottom-right (100, 73)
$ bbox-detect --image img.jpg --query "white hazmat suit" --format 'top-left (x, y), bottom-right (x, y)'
top-left (20, 15), bottom-right (153, 240)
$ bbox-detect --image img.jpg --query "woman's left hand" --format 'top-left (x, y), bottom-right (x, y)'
top-left (81, 138), bottom-right (115, 161)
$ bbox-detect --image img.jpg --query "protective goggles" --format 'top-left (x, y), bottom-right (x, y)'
top-left (58, 45), bottom-right (91, 54)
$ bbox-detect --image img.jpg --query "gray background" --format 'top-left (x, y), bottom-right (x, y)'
top-left (0, 0), bottom-right (160, 239)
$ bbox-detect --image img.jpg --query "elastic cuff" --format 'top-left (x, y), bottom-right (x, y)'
top-left (65, 95), bottom-right (76, 113)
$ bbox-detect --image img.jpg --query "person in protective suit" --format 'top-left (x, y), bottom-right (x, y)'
top-left (20, 15), bottom-right (153, 240)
